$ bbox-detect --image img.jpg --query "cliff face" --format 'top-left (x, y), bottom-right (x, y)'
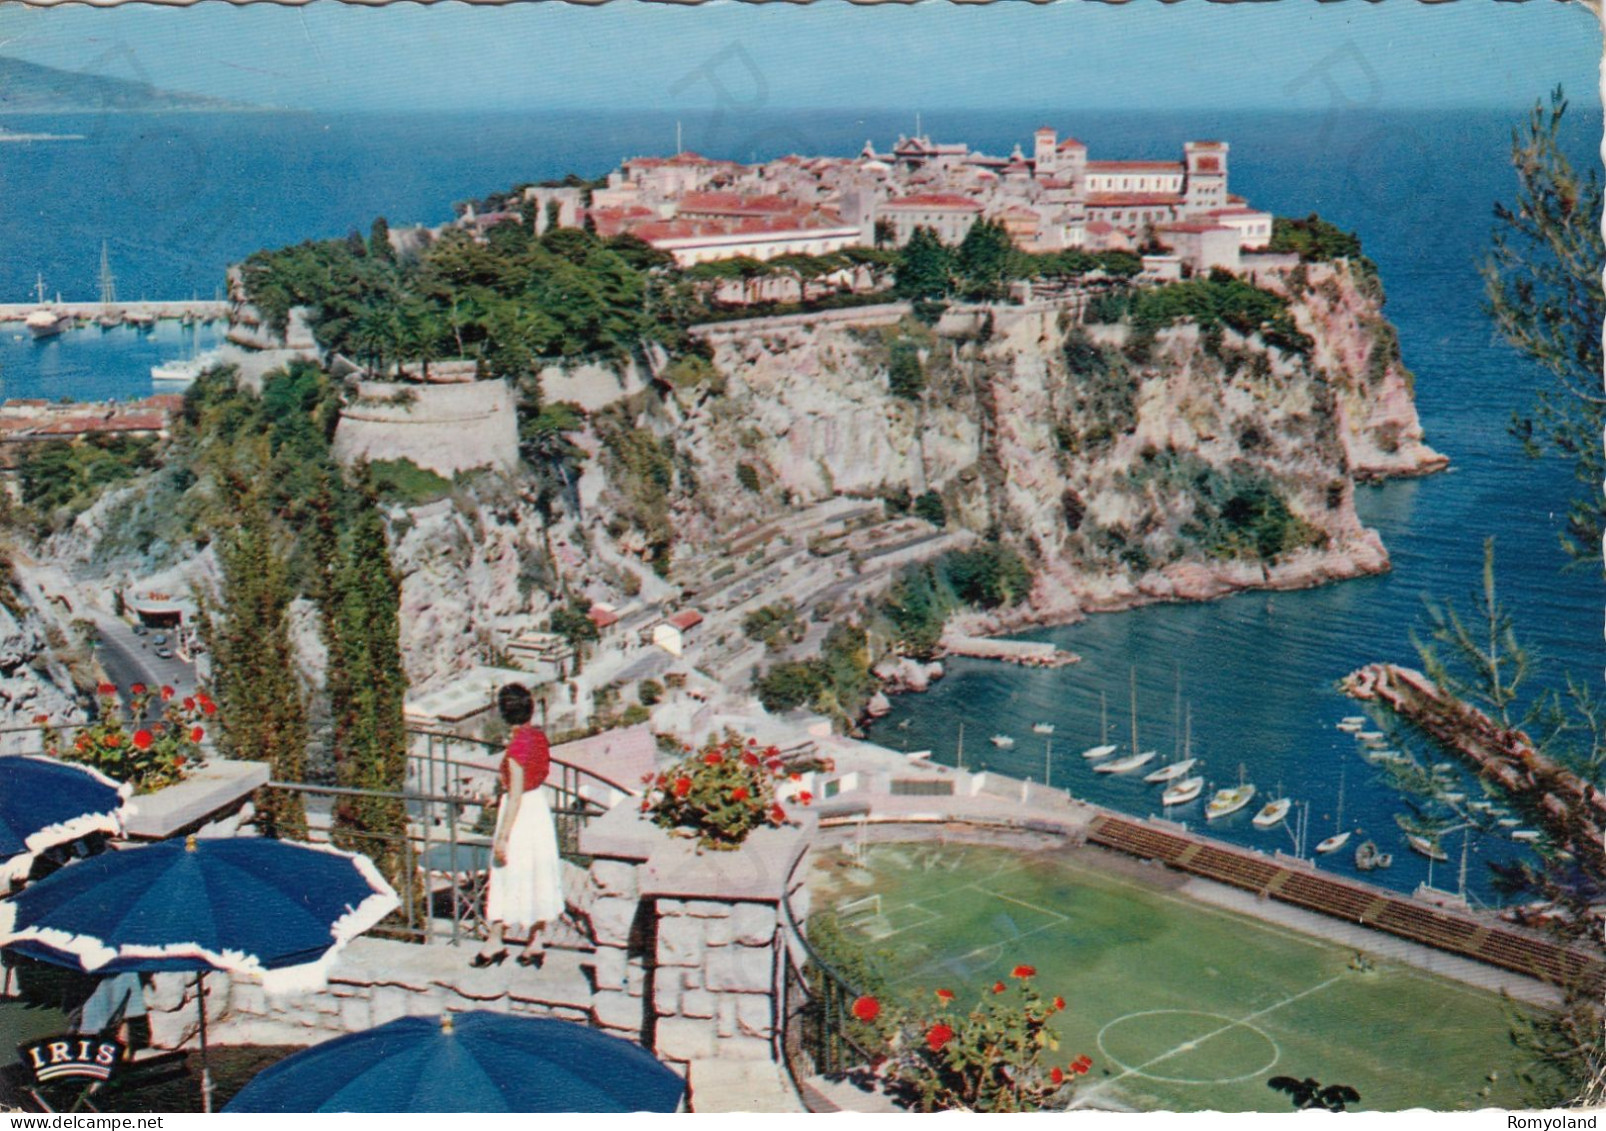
top-left (632, 258), bottom-right (1440, 629)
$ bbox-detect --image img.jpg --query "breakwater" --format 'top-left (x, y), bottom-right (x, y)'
top-left (0, 301), bottom-right (227, 324)
top-left (1344, 662), bottom-right (1606, 877)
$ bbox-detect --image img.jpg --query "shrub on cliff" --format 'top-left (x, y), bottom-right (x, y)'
top-left (1270, 213), bottom-right (1364, 262)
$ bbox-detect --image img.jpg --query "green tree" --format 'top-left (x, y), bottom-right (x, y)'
top-left (895, 227), bottom-right (953, 301)
top-left (913, 490), bottom-right (947, 528)
top-left (369, 216), bottom-right (395, 263)
top-left (327, 487), bottom-right (410, 898)
top-left (888, 341), bottom-right (926, 400)
top-left (203, 484), bottom-right (308, 840)
top-left (956, 218), bottom-right (1015, 301)
top-left (1484, 87), bottom-right (1603, 566)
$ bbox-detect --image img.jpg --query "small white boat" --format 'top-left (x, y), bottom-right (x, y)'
top-left (25, 308), bottom-right (69, 339)
top-left (1080, 744), bottom-right (1118, 761)
top-left (1496, 817), bottom-right (1521, 828)
top-left (1252, 797), bottom-right (1292, 829)
top-left (1440, 792), bottom-right (1466, 804)
top-left (1357, 731), bottom-right (1385, 742)
top-left (1144, 758), bottom-right (1197, 783)
top-left (1095, 750), bottom-right (1157, 775)
top-left (1032, 722), bottom-right (1055, 735)
top-left (1407, 834), bottom-right (1447, 861)
top-left (1205, 783), bottom-right (1256, 820)
top-left (1340, 716), bottom-right (1367, 728)
top-left (1162, 776), bottom-right (1204, 807)
top-left (1432, 762), bottom-right (1456, 772)
top-left (151, 349), bottom-right (225, 384)
top-left (1510, 829), bottom-right (1540, 843)
top-left (1315, 830), bottom-right (1351, 854)
top-left (1336, 720), bottom-right (1363, 734)
top-left (990, 734), bottom-right (1014, 749)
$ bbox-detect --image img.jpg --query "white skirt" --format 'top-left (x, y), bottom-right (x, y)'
top-left (486, 787), bottom-right (565, 931)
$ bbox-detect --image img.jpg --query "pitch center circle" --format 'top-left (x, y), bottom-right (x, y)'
top-left (1096, 1009), bottom-right (1281, 1086)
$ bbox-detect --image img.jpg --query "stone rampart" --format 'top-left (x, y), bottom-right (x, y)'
top-left (333, 379), bottom-right (519, 477)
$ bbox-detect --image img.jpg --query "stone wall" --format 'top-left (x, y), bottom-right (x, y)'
top-left (579, 804), bottom-right (810, 1069)
top-left (332, 379), bottom-right (519, 477)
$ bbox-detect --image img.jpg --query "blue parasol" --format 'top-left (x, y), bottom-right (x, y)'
top-left (0, 834), bottom-right (399, 993)
top-left (0, 755), bottom-right (132, 884)
top-left (224, 1011), bottom-right (687, 1113)
top-left (0, 833), bottom-right (400, 1111)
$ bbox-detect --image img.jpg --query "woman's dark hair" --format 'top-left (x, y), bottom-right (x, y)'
top-left (497, 682), bottom-right (535, 726)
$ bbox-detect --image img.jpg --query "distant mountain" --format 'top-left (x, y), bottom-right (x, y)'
top-left (0, 57), bottom-right (252, 112)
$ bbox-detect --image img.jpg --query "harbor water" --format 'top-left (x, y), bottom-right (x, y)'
top-left (0, 108), bottom-right (1598, 901)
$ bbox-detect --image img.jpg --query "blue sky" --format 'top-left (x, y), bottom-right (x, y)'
top-left (0, 1), bottom-right (1597, 113)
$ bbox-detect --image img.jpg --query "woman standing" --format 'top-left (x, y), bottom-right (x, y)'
top-left (474, 683), bottom-right (565, 968)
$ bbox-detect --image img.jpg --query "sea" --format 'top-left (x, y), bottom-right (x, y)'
top-left (0, 107), bottom-right (1599, 902)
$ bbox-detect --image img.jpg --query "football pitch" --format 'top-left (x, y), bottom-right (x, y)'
top-left (810, 841), bottom-right (1537, 1112)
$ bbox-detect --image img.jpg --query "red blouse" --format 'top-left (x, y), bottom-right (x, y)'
top-left (500, 725), bottom-right (551, 793)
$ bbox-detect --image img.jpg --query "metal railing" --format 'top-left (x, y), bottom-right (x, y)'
top-left (777, 841), bottom-right (875, 1094)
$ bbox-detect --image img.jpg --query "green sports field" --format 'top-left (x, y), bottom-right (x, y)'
top-left (810, 841), bottom-right (1538, 1112)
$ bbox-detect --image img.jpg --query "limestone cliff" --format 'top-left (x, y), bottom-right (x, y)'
top-left (613, 257), bottom-right (1441, 632)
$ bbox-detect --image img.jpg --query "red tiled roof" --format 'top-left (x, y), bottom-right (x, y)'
top-left (1207, 207), bottom-right (1267, 218)
top-left (667, 610), bottom-right (704, 631)
top-left (1057, 138), bottom-right (1087, 151)
top-left (883, 193), bottom-right (983, 211)
top-left (1160, 221), bottom-right (1235, 234)
top-left (1086, 193), bottom-right (1182, 208)
top-left (588, 605), bottom-right (620, 629)
top-left (632, 214), bottom-right (849, 244)
top-left (678, 192), bottom-right (798, 216)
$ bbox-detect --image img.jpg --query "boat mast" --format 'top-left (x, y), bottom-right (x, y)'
top-left (1334, 767), bottom-right (1346, 835)
top-left (1044, 736), bottom-right (1052, 789)
top-left (1100, 690), bottom-right (1109, 745)
top-left (98, 241), bottom-right (117, 306)
top-left (1173, 664), bottom-right (1182, 760)
top-left (956, 721), bottom-right (964, 772)
top-left (1458, 829), bottom-right (1470, 898)
top-left (33, 273), bottom-right (47, 305)
top-left (1129, 667), bottom-right (1139, 755)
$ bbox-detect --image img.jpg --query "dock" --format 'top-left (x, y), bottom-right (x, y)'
top-left (941, 633), bottom-right (1079, 668)
top-left (0, 300), bottom-right (228, 325)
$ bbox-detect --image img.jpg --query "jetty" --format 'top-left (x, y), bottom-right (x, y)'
top-left (940, 633), bottom-right (1079, 669)
top-left (0, 300), bottom-right (228, 326)
top-left (1344, 662), bottom-right (1606, 878)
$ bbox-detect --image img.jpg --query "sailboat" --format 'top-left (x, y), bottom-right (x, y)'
top-left (1315, 769), bottom-right (1352, 854)
top-left (1407, 834), bottom-right (1448, 861)
top-left (1081, 690), bottom-right (1117, 760)
top-left (1097, 669), bottom-right (1156, 773)
top-left (1146, 703), bottom-right (1197, 783)
top-left (990, 734), bottom-right (1015, 749)
top-left (1162, 776), bottom-right (1204, 807)
top-left (1032, 722), bottom-right (1055, 735)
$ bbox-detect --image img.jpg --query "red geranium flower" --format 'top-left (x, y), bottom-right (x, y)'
top-left (748, 737), bottom-right (759, 746)
top-left (992, 981), bottom-right (1006, 994)
top-left (1011, 965), bottom-right (1037, 978)
top-left (926, 1023), bottom-right (955, 1052)
top-left (132, 729), bottom-right (153, 751)
top-left (174, 755), bottom-right (186, 768)
top-left (703, 752), bottom-right (723, 766)
top-left (190, 727), bottom-right (205, 743)
top-left (797, 791), bottom-right (814, 805)
top-left (741, 752), bottom-right (760, 768)
top-left (789, 772), bottom-right (801, 782)
top-left (183, 697), bottom-right (196, 711)
top-left (74, 736), bottom-right (88, 752)
top-left (103, 733), bottom-right (122, 749)
top-left (160, 686), bottom-right (175, 701)
top-left (201, 700), bottom-right (217, 716)
top-left (769, 804), bottom-right (787, 824)
top-left (850, 995), bottom-right (879, 1023)
top-left (97, 682), bottom-right (116, 696)
top-left (731, 787), bottom-right (750, 802)
top-left (641, 772), bottom-right (656, 784)
top-left (1053, 996), bottom-right (1066, 1011)
top-left (673, 777), bottom-right (693, 798)
top-left (935, 988), bottom-right (955, 1003)
top-left (1051, 1067), bottom-right (1065, 1085)
top-left (31, 714), bottom-right (48, 725)
top-left (130, 683), bottom-right (146, 696)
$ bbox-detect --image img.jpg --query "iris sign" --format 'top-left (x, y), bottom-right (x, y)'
top-left (17, 1036), bottom-right (123, 1084)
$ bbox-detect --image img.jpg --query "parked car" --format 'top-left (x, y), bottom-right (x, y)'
top-left (152, 634), bottom-right (169, 646)
top-left (154, 647), bottom-right (174, 660)
top-left (131, 624), bottom-right (147, 636)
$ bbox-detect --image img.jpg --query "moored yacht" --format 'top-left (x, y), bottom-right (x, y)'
top-left (1205, 783), bottom-right (1256, 820)
top-left (1144, 757), bottom-right (1197, 784)
top-left (1252, 796), bottom-right (1292, 829)
top-left (1162, 776), bottom-right (1204, 807)
top-left (25, 308), bottom-right (68, 339)
top-left (1095, 750), bottom-right (1157, 774)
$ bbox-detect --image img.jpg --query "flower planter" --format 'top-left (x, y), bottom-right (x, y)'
top-left (122, 759), bottom-right (271, 840)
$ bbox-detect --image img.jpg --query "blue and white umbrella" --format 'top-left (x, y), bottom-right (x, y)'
top-left (0, 754), bottom-right (132, 884)
top-left (225, 1012), bottom-right (688, 1113)
top-left (0, 834), bottom-right (399, 996)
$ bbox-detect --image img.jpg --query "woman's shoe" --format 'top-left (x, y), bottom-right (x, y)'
top-left (471, 949), bottom-right (508, 968)
top-left (516, 950), bottom-right (545, 969)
